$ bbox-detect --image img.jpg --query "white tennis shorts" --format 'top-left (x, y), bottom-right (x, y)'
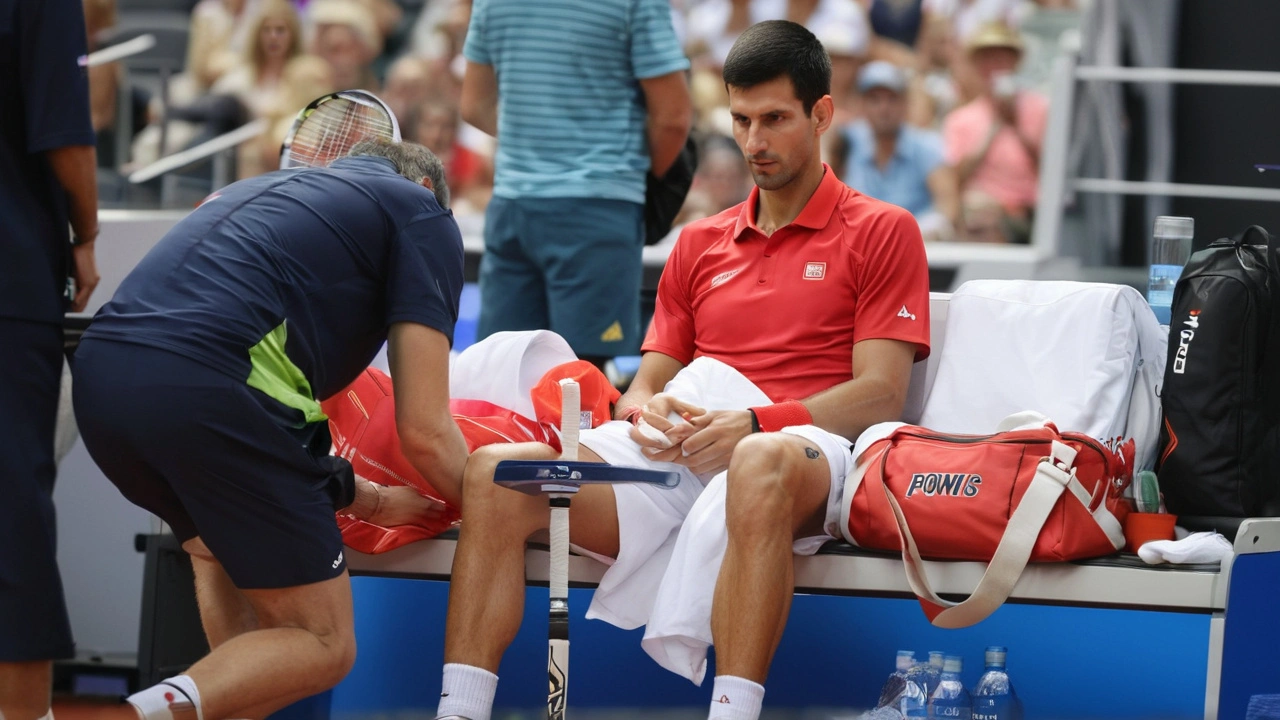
top-left (576, 357), bottom-right (853, 629)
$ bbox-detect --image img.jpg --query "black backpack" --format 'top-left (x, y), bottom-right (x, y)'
top-left (1158, 225), bottom-right (1280, 517)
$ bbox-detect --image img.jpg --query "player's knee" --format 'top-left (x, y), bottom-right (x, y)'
top-left (313, 624), bottom-right (358, 690)
top-left (725, 434), bottom-right (798, 530)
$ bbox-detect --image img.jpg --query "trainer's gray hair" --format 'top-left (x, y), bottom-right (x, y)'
top-left (348, 137), bottom-right (450, 209)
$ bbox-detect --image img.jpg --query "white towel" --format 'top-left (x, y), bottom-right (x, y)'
top-left (1137, 531), bottom-right (1233, 565)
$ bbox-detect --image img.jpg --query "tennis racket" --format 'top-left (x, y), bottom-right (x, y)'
top-left (546, 378), bottom-right (578, 720)
top-left (278, 90), bottom-right (401, 170)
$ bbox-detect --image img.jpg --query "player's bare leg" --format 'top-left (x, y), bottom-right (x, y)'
top-left (438, 442), bottom-right (620, 719)
top-left (0, 661), bottom-right (53, 720)
top-left (708, 434), bottom-right (831, 719)
top-left (444, 442), bottom-right (620, 669)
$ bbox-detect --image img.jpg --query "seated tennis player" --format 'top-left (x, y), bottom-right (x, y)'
top-left (72, 138), bottom-right (468, 720)
top-left (435, 21), bottom-right (931, 720)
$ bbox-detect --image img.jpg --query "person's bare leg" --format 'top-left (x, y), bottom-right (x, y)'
top-left (711, 433), bottom-right (832, 683)
top-left (0, 661), bottom-right (52, 720)
top-left (442, 442), bottom-right (620, 672)
top-left (185, 538), bottom-right (258, 649)
top-left (166, 570), bottom-right (356, 720)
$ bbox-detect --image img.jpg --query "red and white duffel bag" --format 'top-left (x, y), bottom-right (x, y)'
top-left (842, 411), bottom-right (1133, 628)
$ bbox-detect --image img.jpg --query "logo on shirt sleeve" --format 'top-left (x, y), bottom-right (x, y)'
top-left (803, 262), bottom-right (827, 280)
top-left (897, 305), bottom-right (917, 321)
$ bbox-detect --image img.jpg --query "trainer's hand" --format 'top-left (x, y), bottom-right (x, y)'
top-left (676, 409), bottom-right (755, 477)
top-left (69, 240), bottom-right (100, 313)
top-left (367, 484), bottom-right (451, 528)
top-left (629, 392), bottom-right (703, 463)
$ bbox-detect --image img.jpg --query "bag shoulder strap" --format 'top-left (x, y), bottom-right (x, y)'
top-left (887, 441), bottom-right (1112, 628)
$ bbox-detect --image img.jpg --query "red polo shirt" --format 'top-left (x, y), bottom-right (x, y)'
top-left (643, 165), bottom-right (931, 402)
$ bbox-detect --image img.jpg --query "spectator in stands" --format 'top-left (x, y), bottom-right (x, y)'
top-left (212, 0), bottom-right (303, 119)
top-left (461, 0), bottom-right (692, 366)
top-left (685, 0), bottom-right (870, 115)
top-left (383, 56), bottom-right (434, 124)
top-left (922, 0), bottom-right (1021, 103)
top-left (240, 54), bottom-right (336, 179)
top-left (831, 61), bottom-right (957, 240)
top-left (433, 21), bottom-right (928, 720)
top-left (905, 11), bottom-right (958, 128)
top-left (0, 1), bottom-right (100, 718)
top-left (311, 0), bottom-right (381, 93)
top-left (942, 21), bottom-right (1046, 243)
top-left (186, 0), bottom-right (261, 92)
top-left (408, 97), bottom-right (490, 213)
top-left (84, 0), bottom-right (119, 136)
top-left (673, 133), bottom-right (753, 228)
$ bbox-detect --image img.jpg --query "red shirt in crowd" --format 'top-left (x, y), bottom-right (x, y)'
top-left (643, 165), bottom-right (932, 403)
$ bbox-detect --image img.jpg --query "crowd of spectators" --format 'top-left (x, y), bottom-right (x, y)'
top-left (92, 0), bottom-right (1076, 242)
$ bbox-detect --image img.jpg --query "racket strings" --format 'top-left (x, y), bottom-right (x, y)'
top-left (285, 98), bottom-right (396, 168)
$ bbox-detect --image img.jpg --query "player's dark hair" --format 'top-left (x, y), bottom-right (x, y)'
top-left (348, 137), bottom-right (451, 209)
top-left (721, 20), bottom-right (831, 116)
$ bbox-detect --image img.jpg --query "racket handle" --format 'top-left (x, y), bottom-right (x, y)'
top-left (549, 499), bottom-right (570, 600)
top-left (559, 378), bottom-right (580, 461)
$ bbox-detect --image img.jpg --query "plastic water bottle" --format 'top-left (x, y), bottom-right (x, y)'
top-left (1148, 215), bottom-right (1195, 324)
top-left (878, 650), bottom-right (917, 708)
top-left (972, 646), bottom-right (1023, 720)
top-left (928, 655), bottom-right (971, 719)
top-left (899, 655), bottom-right (933, 718)
top-left (925, 651), bottom-right (945, 698)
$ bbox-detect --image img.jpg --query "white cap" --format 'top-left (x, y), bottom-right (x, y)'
top-left (929, 651), bottom-right (945, 667)
top-left (897, 650), bottom-right (917, 671)
top-left (943, 655), bottom-right (963, 673)
top-left (1154, 216), bottom-right (1194, 240)
top-left (985, 646), bottom-right (1008, 667)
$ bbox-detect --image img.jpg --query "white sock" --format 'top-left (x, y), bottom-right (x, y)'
top-left (437, 663), bottom-right (498, 720)
top-left (127, 675), bottom-right (203, 720)
top-left (708, 675), bottom-right (765, 720)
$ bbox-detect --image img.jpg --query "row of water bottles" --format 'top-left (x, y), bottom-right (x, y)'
top-left (868, 646), bottom-right (1022, 720)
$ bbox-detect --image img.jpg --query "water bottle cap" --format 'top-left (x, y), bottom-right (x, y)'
top-left (897, 650), bottom-right (917, 670)
top-left (985, 646), bottom-right (1007, 666)
top-left (943, 655), bottom-right (963, 673)
top-left (929, 651), bottom-right (945, 666)
top-left (1154, 216), bottom-right (1194, 239)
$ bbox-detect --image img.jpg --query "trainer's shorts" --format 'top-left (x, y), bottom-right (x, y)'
top-left (477, 196), bottom-right (645, 358)
top-left (73, 338), bottom-right (354, 589)
top-left (0, 318), bottom-right (74, 661)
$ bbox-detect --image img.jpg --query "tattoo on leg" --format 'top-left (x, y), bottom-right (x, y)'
top-left (805, 446), bottom-right (820, 460)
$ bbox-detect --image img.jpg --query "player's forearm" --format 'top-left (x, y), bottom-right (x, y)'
top-left (45, 145), bottom-right (100, 243)
top-left (615, 351), bottom-right (685, 421)
top-left (400, 420), bottom-right (469, 508)
top-left (799, 376), bottom-right (908, 443)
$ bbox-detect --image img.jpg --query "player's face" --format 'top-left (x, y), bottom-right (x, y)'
top-left (728, 76), bottom-right (832, 192)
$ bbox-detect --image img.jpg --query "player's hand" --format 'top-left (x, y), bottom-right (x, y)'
top-left (629, 392), bottom-right (703, 463)
top-left (675, 409), bottom-right (755, 477)
top-left (366, 484), bottom-right (451, 527)
top-left (69, 240), bottom-right (100, 313)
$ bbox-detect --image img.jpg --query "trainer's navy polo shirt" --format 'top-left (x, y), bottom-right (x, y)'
top-left (0, 0), bottom-right (95, 324)
top-left (83, 156), bottom-right (465, 419)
